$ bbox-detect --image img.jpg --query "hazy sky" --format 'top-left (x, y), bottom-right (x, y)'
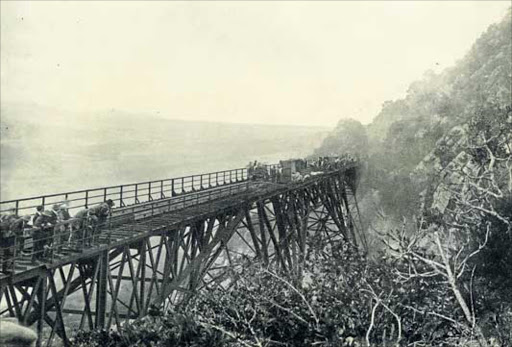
top-left (1, 1), bottom-right (509, 127)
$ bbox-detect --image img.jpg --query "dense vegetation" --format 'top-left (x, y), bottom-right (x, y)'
top-left (72, 9), bottom-right (511, 347)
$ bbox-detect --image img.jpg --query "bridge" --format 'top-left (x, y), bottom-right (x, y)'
top-left (0, 159), bottom-right (365, 347)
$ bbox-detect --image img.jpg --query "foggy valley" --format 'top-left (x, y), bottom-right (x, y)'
top-left (0, 103), bottom-right (328, 200)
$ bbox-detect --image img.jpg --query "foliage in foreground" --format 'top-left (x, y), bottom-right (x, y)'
top-left (71, 228), bottom-right (512, 347)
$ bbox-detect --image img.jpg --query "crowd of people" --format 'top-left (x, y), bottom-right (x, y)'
top-left (247, 156), bottom-right (358, 184)
top-left (247, 161), bottom-right (283, 182)
top-left (306, 155), bottom-right (358, 171)
top-left (0, 199), bottom-right (115, 272)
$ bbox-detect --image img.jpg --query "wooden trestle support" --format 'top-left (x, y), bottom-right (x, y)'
top-left (0, 169), bottom-right (364, 347)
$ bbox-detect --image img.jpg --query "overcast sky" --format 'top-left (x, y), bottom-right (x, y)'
top-left (1, 1), bottom-right (509, 127)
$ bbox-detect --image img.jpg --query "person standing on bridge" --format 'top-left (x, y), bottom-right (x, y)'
top-left (10, 214), bottom-right (31, 257)
top-left (50, 203), bottom-right (71, 252)
top-left (71, 207), bottom-right (92, 248)
top-left (28, 205), bottom-right (44, 227)
top-left (0, 209), bottom-right (18, 272)
top-left (57, 202), bottom-right (72, 247)
top-left (88, 199), bottom-right (115, 244)
top-left (32, 210), bottom-right (57, 262)
top-left (49, 204), bottom-right (62, 252)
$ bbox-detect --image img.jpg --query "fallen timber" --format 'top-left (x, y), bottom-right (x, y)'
top-left (0, 160), bottom-right (364, 347)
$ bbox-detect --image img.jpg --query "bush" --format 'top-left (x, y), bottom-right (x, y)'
top-left (72, 236), bottom-right (504, 347)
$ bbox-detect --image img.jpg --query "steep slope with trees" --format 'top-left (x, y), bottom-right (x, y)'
top-left (353, 9), bottom-right (512, 220)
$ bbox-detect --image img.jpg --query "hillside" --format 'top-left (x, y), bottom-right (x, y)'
top-left (315, 8), bottom-right (511, 219)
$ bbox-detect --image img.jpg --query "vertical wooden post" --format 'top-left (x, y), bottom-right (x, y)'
top-left (272, 198), bottom-right (293, 272)
top-left (161, 234), bottom-right (173, 304)
top-left (96, 251), bottom-right (108, 329)
top-left (36, 275), bottom-right (46, 347)
top-left (139, 241), bottom-right (147, 315)
top-left (244, 207), bottom-right (262, 260)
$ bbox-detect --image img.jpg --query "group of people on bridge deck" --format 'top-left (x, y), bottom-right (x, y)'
top-left (0, 199), bottom-right (115, 272)
top-left (308, 155), bottom-right (358, 171)
top-left (247, 161), bottom-right (282, 182)
top-left (247, 156), bottom-right (358, 184)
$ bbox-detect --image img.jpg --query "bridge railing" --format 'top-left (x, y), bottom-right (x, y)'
top-left (0, 181), bottom-right (252, 273)
top-left (0, 159), bottom-right (360, 273)
top-left (0, 168), bottom-right (248, 217)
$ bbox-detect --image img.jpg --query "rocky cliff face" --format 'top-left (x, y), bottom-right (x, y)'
top-left (315, 9), bottom-right (512, 220)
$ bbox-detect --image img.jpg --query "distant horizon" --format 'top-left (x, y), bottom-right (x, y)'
top-left (0, 101), bottom-right (333, 130)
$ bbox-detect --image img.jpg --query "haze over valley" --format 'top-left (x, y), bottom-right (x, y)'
top-left (0, 103), bottom-right (328, 200)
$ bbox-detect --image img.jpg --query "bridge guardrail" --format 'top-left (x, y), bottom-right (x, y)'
top-left (0, 181), bottom-right (251, 273)
top-left (0, 158), bottom-right (358, 274)
top-left (0, 168), bottom-right (248, 217)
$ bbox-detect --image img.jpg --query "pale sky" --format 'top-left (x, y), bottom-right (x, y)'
top-left (1, 1), bottom-right (510, 127)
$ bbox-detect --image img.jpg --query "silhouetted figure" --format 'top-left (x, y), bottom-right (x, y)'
top-left (88, 199), bottom-right (115, 243)
top-left (0, 209), bottom-right (17, 272)
top-left (10, 215), bottom-right (30, 256)
top-left (72, 208), bottom-right (91, 248)
top-left (57, 203), bottom-right (72, 247)
top-left (32, 210), bottom-right (57, 262)
top-left (28, 205), bottom-right (44, 228)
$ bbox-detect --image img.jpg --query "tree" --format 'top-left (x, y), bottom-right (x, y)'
top-left (315, 119), bottom-right (368, 158)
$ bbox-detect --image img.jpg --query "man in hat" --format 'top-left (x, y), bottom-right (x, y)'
top-left (27, 205), bottom-right (44, 228)
top-left (88, 199), bottom-right (115, 244)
